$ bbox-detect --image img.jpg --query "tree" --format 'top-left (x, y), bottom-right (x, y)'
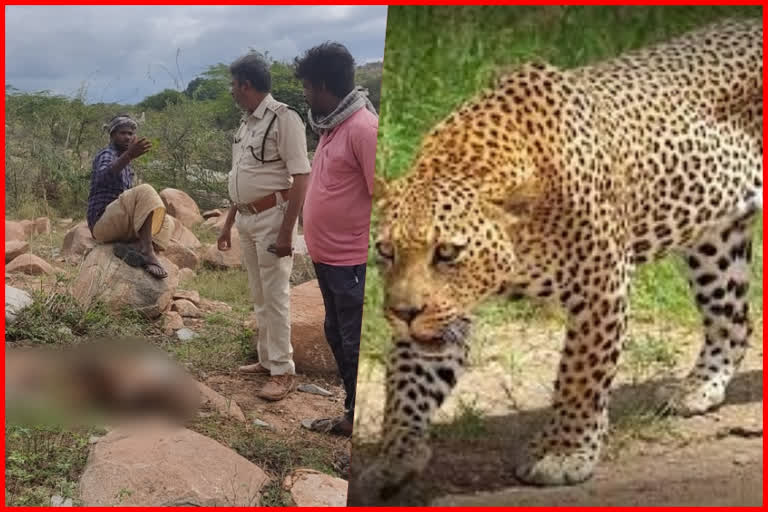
top-left (184, 63), bottom-right (230, 101)
top-left (137, 88), bottom-right (184, 111)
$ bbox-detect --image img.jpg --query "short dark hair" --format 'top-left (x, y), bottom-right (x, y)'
top-left (229, 53), bottom-right (271, 92)
top-left (294, 42), bottom-right (355, 98)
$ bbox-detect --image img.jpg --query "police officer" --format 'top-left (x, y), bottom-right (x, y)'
top-left (218, 53), bottom-right (311, 401)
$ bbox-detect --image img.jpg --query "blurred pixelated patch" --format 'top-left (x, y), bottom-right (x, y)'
top-left (6, 337), bottom-right (201, 428)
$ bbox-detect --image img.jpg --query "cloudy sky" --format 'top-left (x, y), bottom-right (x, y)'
top-left (5, 5), bottom-right (388, 105)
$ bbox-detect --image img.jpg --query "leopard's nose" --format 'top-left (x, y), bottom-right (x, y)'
top-left (390, 306), bottom-right (426, 325)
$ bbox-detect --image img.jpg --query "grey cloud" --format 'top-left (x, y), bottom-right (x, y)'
top-left (6, 5), bottom-right (387, 104)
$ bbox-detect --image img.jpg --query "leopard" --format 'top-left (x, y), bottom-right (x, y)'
top-left (354, 19), bottom-right (763, 501)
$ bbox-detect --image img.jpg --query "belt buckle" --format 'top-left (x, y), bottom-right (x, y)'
top-left (236, 203), bottom-right (252, 215)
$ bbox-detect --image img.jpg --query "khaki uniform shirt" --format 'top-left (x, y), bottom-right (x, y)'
top-left (228, 94), bottom-right (311, 204)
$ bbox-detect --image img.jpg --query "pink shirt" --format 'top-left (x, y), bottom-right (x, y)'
top-left (303, 107), bottom-right (378, 266)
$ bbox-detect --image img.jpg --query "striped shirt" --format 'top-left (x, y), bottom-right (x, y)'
top-left (86, 144), bottom-right (134, 230)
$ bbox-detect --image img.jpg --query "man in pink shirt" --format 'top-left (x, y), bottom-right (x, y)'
top-left (295, 42), bottom-right (378, 437)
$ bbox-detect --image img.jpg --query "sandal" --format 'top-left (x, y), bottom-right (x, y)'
top-left (113, 244), bottom-right (167, 280)
top-left (113, 243), bottom-right (145, 267)
top-left (301, 416), bottom-right (353, 437)
top-left (143, 261), bottom-right (168, 280)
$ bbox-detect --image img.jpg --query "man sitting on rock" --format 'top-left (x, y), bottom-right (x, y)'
top-left (87, 114), bottom-right (172, 279)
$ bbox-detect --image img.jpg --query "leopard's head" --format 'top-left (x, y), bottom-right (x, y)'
top-left (374, 156), bottom-right (539, 343)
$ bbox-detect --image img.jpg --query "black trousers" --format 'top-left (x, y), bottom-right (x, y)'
top-left (313, 261), bottom-right (366, 422)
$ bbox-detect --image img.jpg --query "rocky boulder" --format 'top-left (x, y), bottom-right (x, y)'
top-left (203, 209), bottom-right (231, 232)
top-left (61, 222), bottom-right (97, 262)
top-left (196, 381), bottom-right (246, 422)
top-left (202, 231), bottom-right (241, 269)
top-left (71, 244), bottom-right (180, 319)
top-left (289, 280), bottom-right (337, 374)
top-left (171, 299), bottom-right (201, 318)
top-left (160, 189), bottom-right (203, 228)
top-left (163, 244), bottom-right (199, 270)
top-left (79, 423), bottom-right (269, 506)
top-left (34, 216), bottom-right (51, 235)
top-left (5, 240), bottom-right (29, 263)
top-left (5, 220), bottom-right (28, 241)
top-left (6, 254), bottom-right (54, 275)
top-left (283, 469), bottom-right (348, 507)
top-left (167, 215), bottom-right (202, 250)
top-left (19, 220), bottom-right (36, 238)
top-left (6, 285), bottom-right (33, 324)
top-left (173, 289), bottom-right (200, 305)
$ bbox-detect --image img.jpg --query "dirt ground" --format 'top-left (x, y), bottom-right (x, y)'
top-left (205, 372), bottom-right (348, 436)
top-left (350, 318), bottom-right (763, 506)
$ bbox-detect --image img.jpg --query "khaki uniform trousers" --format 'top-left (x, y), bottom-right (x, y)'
top-left (236, 194), bottom-right (296, 376)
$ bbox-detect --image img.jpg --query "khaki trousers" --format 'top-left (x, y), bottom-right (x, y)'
top-left (236, 195), bottom-right (296, 376)
top-left (92, 183), bottom-right (172, 250)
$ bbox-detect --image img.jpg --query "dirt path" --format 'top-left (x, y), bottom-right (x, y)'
top-left (432, 435), bottom-right (762, 506)
top-left (351, 318), bottom-right (763, 506)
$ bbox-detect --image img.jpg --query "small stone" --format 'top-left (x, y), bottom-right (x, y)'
top-left (51, 495), bottom-right (73, 507)
top-left (283, 468), bottom-right (348, 507)
top-left (176, 328), bottom-right (197, 341)
top-left (163, 311), bottom-right (184, 331)
top-left (178, 268), bottom-right (196, 282)
top-left (199, 298), bottom-right (232, 314)
top-left (202, 209), bottom-right (222, 219)
top-left (253, 419), bottom-right (272, 429)
top-left (734, 454), bottom-right (751, 466)
top-left (6, 285), bottom-right (33, 324)
top-left (172, 299), bottom-right (201, 318)
top-left (173, 289), bottom-right (200, 306)
top-left (297, 384), bottom-right (333, 397)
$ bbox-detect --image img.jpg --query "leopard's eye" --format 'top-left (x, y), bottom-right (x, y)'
top-left (433, 243), bottom-right (464, 265)
top-left (376, 241), bottom-right (394, 261)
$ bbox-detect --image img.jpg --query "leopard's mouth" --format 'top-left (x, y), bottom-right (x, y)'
top-left (410, 316), bottom-right (473, 345)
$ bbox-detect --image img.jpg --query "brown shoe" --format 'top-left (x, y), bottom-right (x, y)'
top-left (256, 375), bottom-right (296, 401)
top-left (238, 362), bottom-right (270, 375)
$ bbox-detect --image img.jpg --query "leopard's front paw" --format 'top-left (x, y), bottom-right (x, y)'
top-left (347, 443), bottom-right (432, 505)
top-left (515, 448), bottom-right (598, 486)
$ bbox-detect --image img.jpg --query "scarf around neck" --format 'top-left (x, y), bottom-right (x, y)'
top-left (307, 86), bottom-right (378, 135)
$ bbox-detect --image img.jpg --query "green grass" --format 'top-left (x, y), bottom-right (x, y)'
top-left (622, 333), bottom-right (684, 384)
top-left (5, 425), bottom-right (99, 506)
top-left (167, 315), bottom-right (254, 375)
top-left (5, 287), bottom-right (151, 345)
top-left (431, 397), bottom-right (489, 441)
top-left (377, 6), bottom-right (761, 180)
top-left (185, 267), bottom-right (253, 315)
top-left (361, 6), bottom-right (764, 365)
